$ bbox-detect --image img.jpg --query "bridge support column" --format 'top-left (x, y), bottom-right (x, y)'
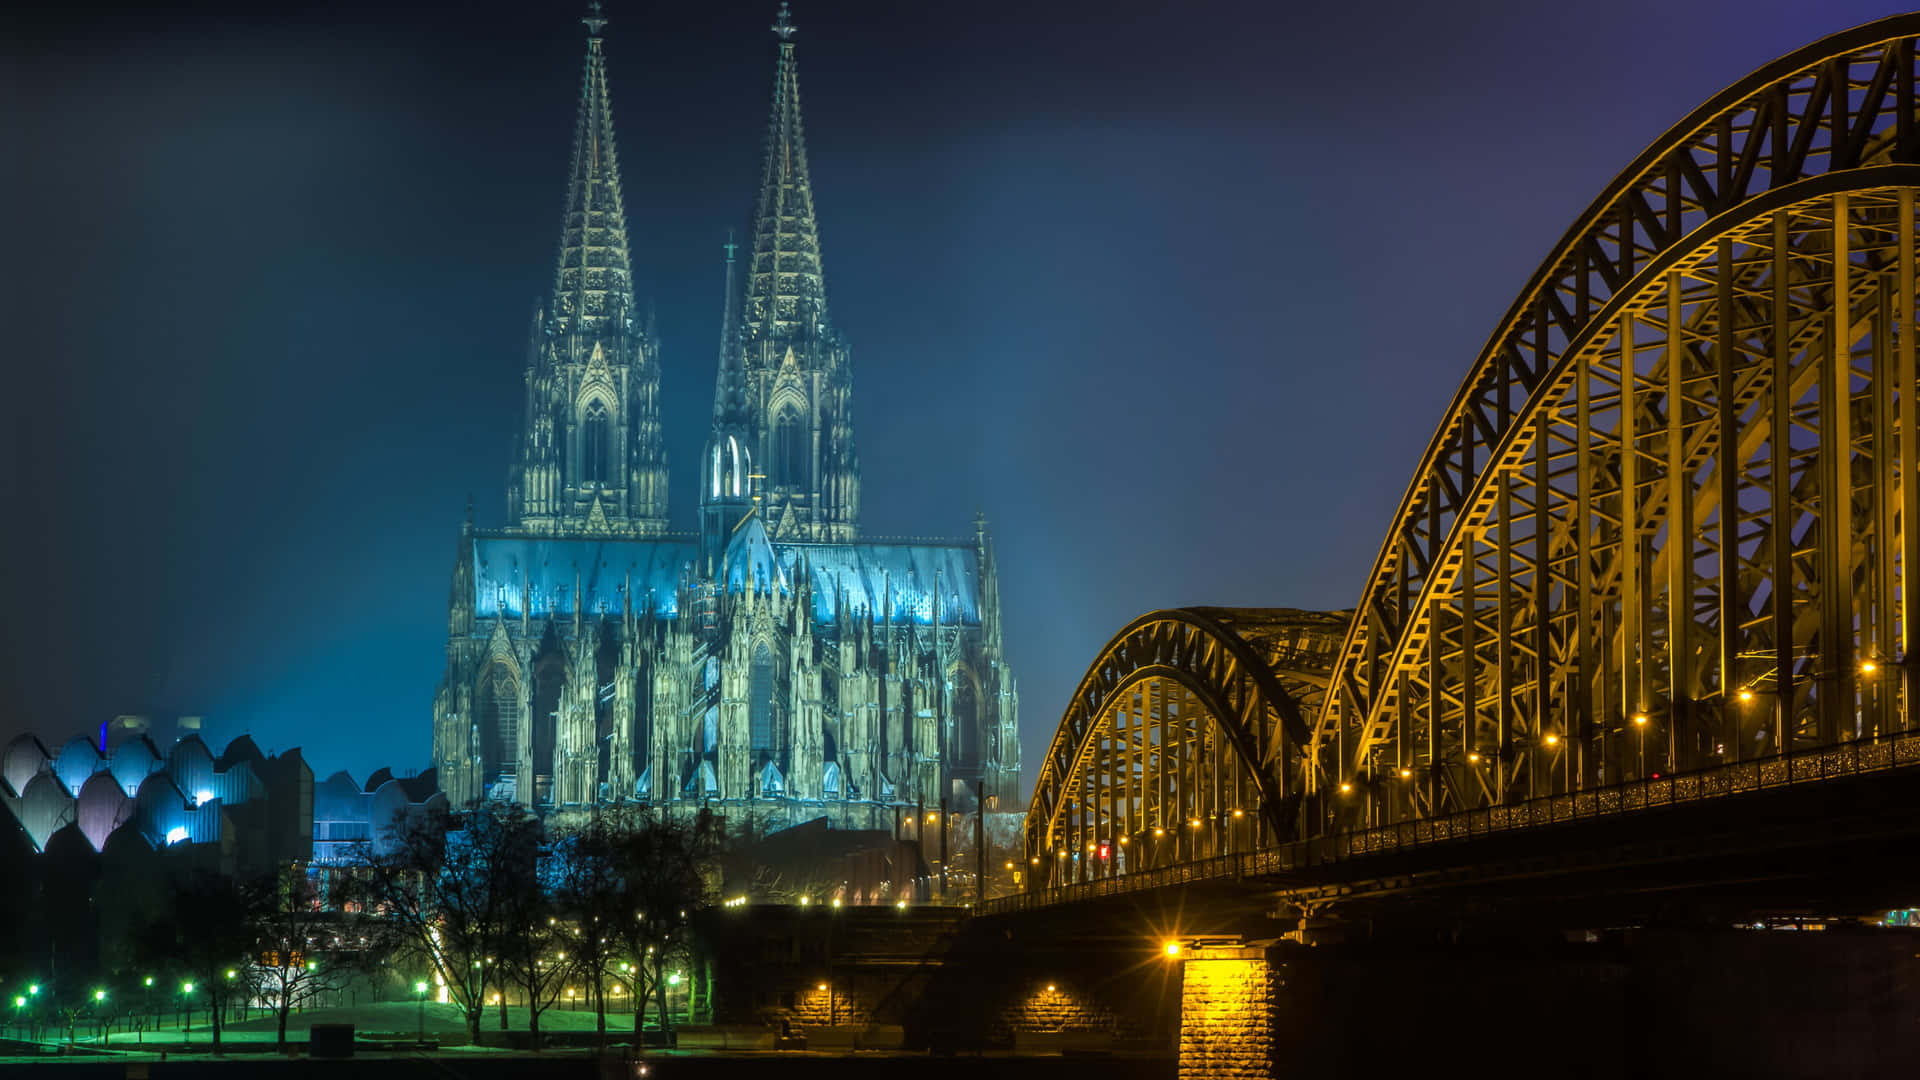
top-left (1177, 943), bottom-right (1292, 1080)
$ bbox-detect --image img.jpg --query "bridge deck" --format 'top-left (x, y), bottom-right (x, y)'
top-left (990, 727), bottom-right (1920, 916)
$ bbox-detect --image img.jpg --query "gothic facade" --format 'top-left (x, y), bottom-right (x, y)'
top-left (431, 5), bottom-right (1019, 828)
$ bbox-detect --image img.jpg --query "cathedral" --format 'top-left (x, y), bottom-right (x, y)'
top-left (430, 4), bottom-right (1019, 828)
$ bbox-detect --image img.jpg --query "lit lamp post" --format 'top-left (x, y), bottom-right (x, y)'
top-left (181, 982), bottom-right (195, 1045)
top-left (1633, 713), bottom-right (1649, 778)
top-left (93, 990), bottom-right (106, 1046)
top-left (414, 981), bottom-right (429, 1044)
top-left (12, 996), bottom-right (23, 1041)
top-left (141, 977), bottom-right (152, 1044)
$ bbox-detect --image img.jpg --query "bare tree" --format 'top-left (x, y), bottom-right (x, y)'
top-left (601, 807), bottom-right (713, 1040)
top-left (551, 817), bottom-right (625, 1043)
top-left (135, 870), bottom-right (256, 1053)
top-left (493, 831), bottom-right (568, 1049)
top-left (352, 801), bottom-right (529, 1044)
top-left (249, 863), bottom-right (365, 1049)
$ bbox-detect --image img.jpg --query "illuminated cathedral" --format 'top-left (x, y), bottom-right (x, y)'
top-left (430, 4), bottom-right (1019, 828)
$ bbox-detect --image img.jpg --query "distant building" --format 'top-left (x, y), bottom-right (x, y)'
top-left (0, 730), bottom-right (311, 877)
top-left (430, 6), bottom-right (1020, 829)
top-left (311, 767), bottom-right (444, 866)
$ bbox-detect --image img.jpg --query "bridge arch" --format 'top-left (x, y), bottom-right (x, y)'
top-left (1310, 15), bottom-right (1920, 832)
top-left (1024, 16), bottom-right (1920, 884)
top-left (1023, 608), bottom-right (1345, 887)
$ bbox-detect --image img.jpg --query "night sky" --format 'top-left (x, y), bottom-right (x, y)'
top-left (3, 0), bottom-right (1909, 795)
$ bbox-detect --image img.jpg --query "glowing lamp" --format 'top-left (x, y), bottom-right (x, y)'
top-left (1046, 984), bottom-right (1056, 993)
top-left (668, 972), bottom-right (681, 986)
top-left (1338, 783), bottom-right (1352, 794)
top-left (817, 983), bottom-right (828, 991)
top-left (1399, 768), bottom-right (1413, 779)
top-left (1467, 752), bottom-right (1481, 763)
top-left (1232, 808), bottom-right (1244, 818)
top-left (1162, 941), bottom-right (1181, 958)
top-left (1861, 660), bottom-right (1878, 675)
top-left (896, 899), bottom-right (908, 909)
top-left (94, 990), bottom-right (105, 1002)
top-left (1545, 733), bottom-right (1559, 746)
top-left (1738, 690), bottom-right (1753, 702)
top-left (166, 826), bottom-right (188, 846)
top-left (1633, 714), bottom-right (1649, 726)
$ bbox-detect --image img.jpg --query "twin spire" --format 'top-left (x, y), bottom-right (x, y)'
top-left (529, 3), bottom-right (849, 541)
top-left (551, 0), bottom-right (635, 334)
top-left (742, 1), bottom-right (829, 345)
top-left (557, 1), bottom-right (827, 349)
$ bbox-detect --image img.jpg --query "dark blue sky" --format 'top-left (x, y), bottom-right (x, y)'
top-left (2, 0), bottom-right (1908, 794)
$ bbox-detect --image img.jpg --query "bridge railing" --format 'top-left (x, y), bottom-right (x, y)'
top-left (984, 727), bottom-right (1920, 917)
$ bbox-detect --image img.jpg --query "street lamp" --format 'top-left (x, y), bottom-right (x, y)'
top-left (181, 983), bottom-right (196, 1045)
top-left (414, 981), bottom-right (429, 1044)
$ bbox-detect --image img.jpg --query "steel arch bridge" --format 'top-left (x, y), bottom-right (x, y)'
top-left (1024, 14), bottom-right (1920, 892)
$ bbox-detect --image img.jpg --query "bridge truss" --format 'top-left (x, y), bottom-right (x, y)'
top-left (1026, 14), bottom-right (1920, 888)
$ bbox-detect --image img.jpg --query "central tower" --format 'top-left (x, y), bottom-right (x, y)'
top-left (702, 1), bottom-right (860, 551)
top-left (509, 2), bottom-right (670, 536)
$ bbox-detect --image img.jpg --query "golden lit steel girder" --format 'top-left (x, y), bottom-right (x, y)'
top-left (1316, 18), bottom-right (1920, 829)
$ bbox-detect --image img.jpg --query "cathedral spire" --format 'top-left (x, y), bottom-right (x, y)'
top-left (713, 232), bottom-right (745, 425)
top-left (743, 1), bottom-right (828, 343)
top-left (508, 3), bottom-right (669, 537)
top-left (553, 1), bottom-right (634, 334)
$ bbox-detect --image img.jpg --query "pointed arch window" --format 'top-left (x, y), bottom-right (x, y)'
top-left (750, 643), bottom-right (776, 757)
top-left (582, 400), bottom-right (610, 486)
top-left (477, 662), bottom-right (520, 784)
top-left (773, 408), bottom-right (806, 489)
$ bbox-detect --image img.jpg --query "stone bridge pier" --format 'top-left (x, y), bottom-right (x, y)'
top-left (1164, 927), bottom-right (1920, 1079)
